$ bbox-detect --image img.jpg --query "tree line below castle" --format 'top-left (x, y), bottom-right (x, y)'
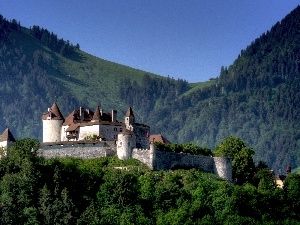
top-left (1, 5), bottom-right (300, 175)
top-left (0, 137), bottom-right (300, 224)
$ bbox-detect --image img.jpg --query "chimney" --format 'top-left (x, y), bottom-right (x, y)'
top-left (79, 107), bottom-right (84, 121)
top-left (100, 109), bottom-right (103, 116)
top-left (112, 109), bottom-right (117, 122)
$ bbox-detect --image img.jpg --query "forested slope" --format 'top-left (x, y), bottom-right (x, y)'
top-left (0, 14), bottom-right (185, 139)
top-left (119, 6), bottom-right (300, 172)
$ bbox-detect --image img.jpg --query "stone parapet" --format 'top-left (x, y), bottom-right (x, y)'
top-left (38, 142), bottom-right (116, 159)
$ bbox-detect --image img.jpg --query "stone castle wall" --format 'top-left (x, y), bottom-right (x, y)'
top-left (132, 148), bottom-right (154, 170)
top-left (38, 142), bottom-right (116, 159)
top-left (154, 151), bottom-right (214, 172)
top-left (38, 143), bottom-right (232, 181)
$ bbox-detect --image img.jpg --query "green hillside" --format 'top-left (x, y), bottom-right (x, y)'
top-left (0, 15), bottom-right (191, 138)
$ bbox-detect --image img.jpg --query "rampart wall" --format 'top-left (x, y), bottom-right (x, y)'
top-left (38, 143), bottom-right (232, 181)
top-left (38, 141), bottom-right (116, 159)
top-left (132, 148), bottom-right (154, 170)
top-left (154, 151), bottom-right (214, 172)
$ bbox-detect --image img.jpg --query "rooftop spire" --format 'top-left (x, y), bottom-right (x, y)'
top-left (125, 106), bottom-right (135, 118)
top-left (50, 103), bottom-right (64, 120)
top-left (92, 106), bottom-right (101, 121)
top-left (0, 128), bottom-right (16, 142)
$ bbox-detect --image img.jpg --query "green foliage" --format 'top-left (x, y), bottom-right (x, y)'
top-left (283, 174), bottom-right (300, 219)
top-left (0, 138), bottom-right (300, 223)
top-left (83, 134), bottom-right (99, 140)
top-left (155, 142), bottom-right (213, 156)
top-left (215, 136), bottom-right (255, 184)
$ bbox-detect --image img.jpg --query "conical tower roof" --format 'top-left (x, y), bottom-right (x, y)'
top-left (0, 128), bottom-right (16, 142)
top-left (50, 103), bottom-right (64, 120)
top-left (92, 106), bottom-right (101, 121)
top-left (125, 106), bottom-right (135, 118)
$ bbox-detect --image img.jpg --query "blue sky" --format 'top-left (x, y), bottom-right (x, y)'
top-left (0, 1), bottom-right (299, 83)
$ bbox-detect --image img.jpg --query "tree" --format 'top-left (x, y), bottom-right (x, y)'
top-left (283, 174), bottom-right (300, 219)
top-left (215, 136), bottom-right (255, 184)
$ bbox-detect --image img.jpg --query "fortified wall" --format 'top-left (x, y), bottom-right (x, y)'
top-left (38, 141), bottom-right (116, 159)
top-left (38, 142), bottom-right (232, 181)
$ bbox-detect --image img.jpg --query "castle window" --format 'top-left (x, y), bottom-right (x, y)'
top-left (120, 142), bottom-right (122, 146)
top-left (120, 128), bottom-right (123, 132)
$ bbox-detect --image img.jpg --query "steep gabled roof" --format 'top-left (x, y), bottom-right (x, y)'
top-left (66, 123), bottom-right (80, 132)
top-left (43, 103), bottom-right (64, 120)
top-left (92, 106), bottom-right (101, 121)
top-left (50, 103), bottom-right (64, 120)
top-left (63, 110), bottom-right (79, 126)
top-left (0, 128), bottom-right (16, 142)
top-left (125, 106), bottom-right (135, 118)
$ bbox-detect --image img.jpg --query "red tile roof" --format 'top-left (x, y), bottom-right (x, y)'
top-left (66, 123), bottom-right (80, 132)
top-left (42, 103), bottom-right (64, 120)
top-left (50, 103), bottom-right (64, 120)
top-left (149, 134), bottom-right (171, 144)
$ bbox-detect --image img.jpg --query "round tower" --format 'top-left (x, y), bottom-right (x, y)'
top-left (42, 103), bottom-right (64, 143)
top-left (117, 130), bottom-right (136, 160)
top-left (213, 157), bottom-right (232, 181)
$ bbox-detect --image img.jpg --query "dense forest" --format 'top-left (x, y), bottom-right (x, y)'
top-left (1, 5), bottom-right (300, 173)
top-left (1, 138), bottom-right (300, 224)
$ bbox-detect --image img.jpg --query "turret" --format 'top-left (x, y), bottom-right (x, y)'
top-left (213, 157), bottom-right (232, 181)
top-left (125, 106), bottom-right (135, 130)
top-left (42, 103), bottom-right (64, 143)
top-left (117, 129), bottom-right (136, 160)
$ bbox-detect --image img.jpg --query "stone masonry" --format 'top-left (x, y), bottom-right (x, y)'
top-left (38, 141), bottom-right (232, 181)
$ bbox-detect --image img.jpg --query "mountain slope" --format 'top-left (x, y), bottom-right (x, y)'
top-left (0, 15), bottom-right (190, 140)
top-left (141, 5), bottom-right (300, 172)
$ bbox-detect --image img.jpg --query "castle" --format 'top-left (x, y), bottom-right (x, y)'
top-left (39, 103), bottom-right (232, 181)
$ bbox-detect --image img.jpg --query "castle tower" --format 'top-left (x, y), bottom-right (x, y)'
top-left (125, 106), bottom-right (135, 130)
top-left (42, 103), bottom-right (64, 143)
top-left (117, 129), bottom-right (136, 160)
top-left (213, 157), bottom-right (232, 181)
